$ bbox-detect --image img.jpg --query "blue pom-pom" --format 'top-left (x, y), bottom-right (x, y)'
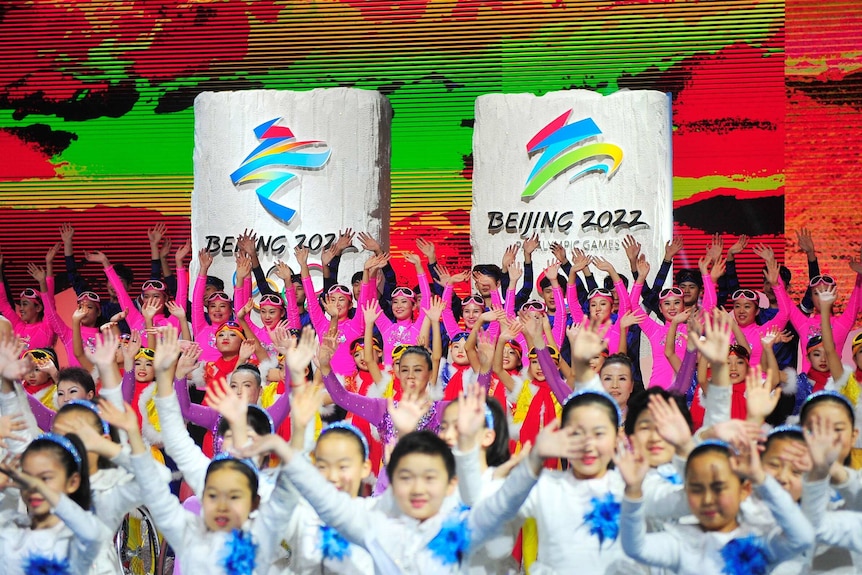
top-left (721, 534), bottom-right (769, 575)
top-left (221, 529), bottom-right (258, 575)
top-left (583, 493), bottom-right (620, 547)
top-left (427, 504), bottom-right (471, 565)
top-left (319, 525), bottom-right (351, 561)
top-left (657, 466), bottom-right (683, 485)
top-left (23, 554), bottom-right (70, 575)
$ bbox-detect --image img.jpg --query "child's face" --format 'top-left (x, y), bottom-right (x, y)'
top-left (134, 357), bottom-right (155, 383)
top-left (391, 296), bottom-right (414, 321)
top-left (589, 353), bottom-right (605, 374)
top-left (541, 287), bottom-right (556, 313)
top-left (761, 437), bottom-right (807, 503)
top-left (660, 296), bottom-right (684, 318)
top-left (313, 433), bottom-right (371, 497)
top-left (805, 402), bottom-right (858, 462)
top-left (207, 300), bottom-right (231, 324)
top-left (600, 363), bottom-right (633, 409)
top-left (564, 404), bottom-right (617, 479)
top-left (589, 298), bottom-right (611, 324)
top-left (259, 305), bottom-right (283, 328)
top-left (855, 349), bottom-right (862, 371)
top-left (629, 408), bottom-right (674, 467)
top-left (807, 348), bottom-right (828, 373)
top-left (391, 453), bottom-right (456, 521)
top-left (461, 304), bottom-right (482, 329)
top-left (727, 355), bottom-right (749, 385)
top-left (528, 357), bottom-right (546, 382)
top-left (685, 452), bottom-right (750, 533)
top-left (21, 450), bottom-right (80, 519)
top-left (398, 354), bottom-right (431, 396)
top-left (141, 289), bottom-right (166, 310)
top-left (229, 371), bottom-right (261, 404)
top-left (352, 347), bottom-right (368, 371)
top-left (732, 300), bottom-right (757, 327)
top-left (77, 301), bottom-right (100, 326)
top-left (202, 467), bottom-right (257, 532)
top-left (216, 330), bottom-right (243, 354)
top-left (24, 365), bottom-right (51, 388)
top-left (450, 340), bottom-right (468, 365)
top-left (502, 345), bottom-right (520, 371)
top-left (438, 403), bottom-right (459, 448)
top-left (56, 379), bottom-right (94, 408)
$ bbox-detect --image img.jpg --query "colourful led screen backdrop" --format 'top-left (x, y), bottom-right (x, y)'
top-left (0, 0), bottom-right (860, 308)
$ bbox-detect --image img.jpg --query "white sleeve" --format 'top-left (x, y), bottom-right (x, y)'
top-left (811, 510), bottom-right (862, 552)
top-left (801, 477), bottom-right (831, 533)
top-left (468, 459), bottom-right (538, 550)
top-left (98, 386), bottom-right (130, 446)
top-left (54, 495), bottom-right (112, 575)
top-left (0, 387), bottom-right (39, 453)
top-left (250, 468), bottom-right (301, 565)
top-left (641, 473), bottom-right (689, 520)
top-left (154, 394), bottom-right (211, 495)
top-left (619, 496), bottom-right (681, 571)
top-left (831, 468), bottom-right (862, 511)
top-left (281, 452), bottom-right (382, 549)
top-left (756, 475), bottom-right (815, 562)
top-left (129, 453), bottom-right (192, 547)
top-left (453, 446), bottom-right (484, 506)
top-left (703, 385), bottom-right (732, 428)
top-left (92, 474), bottom-right (144, 532)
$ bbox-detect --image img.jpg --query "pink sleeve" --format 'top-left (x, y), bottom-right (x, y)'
top-left (0, 278), bottom-right (22, 329)
top-left (302, 276), bottom-right (328, 336)
top-left (615, 280), bottom-right (630, 315)
top-left (490, 289), bottom-right (503, 309)
top-left (701, 273), bottom-right (717, 313)
top-left (606, 323), bottom-right (621, 355)
top-left (233, 277), bottom-right (251, 316)
top-left (835, 275), bottom-right (862, 335)
top-left (441, 284), bottom-right (460, 338)
top-left (351, 280), bottom-right (373, 335)
top-left (191, 275), bottom-right (208, 334)
top-left (284, 283), bottom-right (300, 329)
top-left (413, 273), bottom-right (431, 329)
top-left (552, 286), bottom-right (566, 348)
top-left (105, 265), bottom-right (143, 328)
top-left (371, 282), bottom-right (393, 335)
top-left (762, 302), bottom-right (790, 333)
top-left (566, 283), bottom-right (584, 324)
top-left (40, 289), bottom-right (72, 345)
top-left (175, 267), bottom-right (189, 311)
top-left (773, 280), bottom-right (810, 337)
top-left (504, 289), bottom-right (516, 318)
top-left (629, 281), bottom-right (645, 308)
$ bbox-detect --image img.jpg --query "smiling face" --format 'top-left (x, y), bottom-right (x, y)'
top-left (502, 344), bottom-right (521, 371)
top-left (461, 304), bottom-right (482, 329)
top-left (391, 295), bottom-right (415, 321)
top-left (727, 354), bottom-right (749, 385)
top-left (589, 297), bottom-right (612, 324)
top-left (202, 467), bottom-right (258, 532)
top-left (629, 409), bottom-right (674, 468)
top-left (732, 299), bottom-right (757, 327)
top-left (21, 450), bottom-right (80, 523)
top-left (660, 296), bottom-right (684, 318)
top-left (259, 305), bottom-right (283, 329)
top-left (564, 404), bottom-right (617, 479)
top-left (314, 432), bottom-right (371, 497)
top-left (528, 356), bottom-right (546, 382)
top-left (207, 300), bottom-right (231, 324)
top-left (18, 298), bottom-right (42, 323)
top-left (23, 364), bottom-right (52, 388)
top-left (600, 363), bottom-right (633, 410)
top-left (391, 452), bottom-right (456, 521)
top-left (685, 451), bottom-right (750, 533)
top-left (134, 356), bottom-right (155, 384)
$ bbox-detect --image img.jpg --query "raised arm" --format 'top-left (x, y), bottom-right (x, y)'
top-left (318, 329), bottom-right (387, 426)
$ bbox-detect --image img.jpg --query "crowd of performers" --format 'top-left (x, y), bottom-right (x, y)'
top-left (2, 222), bottom-right (862, 574)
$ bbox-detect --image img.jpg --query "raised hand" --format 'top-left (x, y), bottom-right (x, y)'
top-left (550, 242), bottom-right (568, 264)
top-left (729, 439), bottom-right (766, 485)
top-left (147, 222), bottom-right (167, 247)
top-left (316, 329), bottom-right (338, 370)
top-left (198, 248), bottom-right (213, 274)
top-left (727, 235), bottom-right (749, 258)
top-left (286, 326), bottom-right (318, 377)
top-left (166, 300), bottom-right (187, 320)
top-left (175, 343), bottom-right (202, 380)
top-left (704, 233), bottom-right (723, 263)
top-left (635, 254), bottom-right (650, 280)
top-left (796, 228), bottom-right (816, 259)
top-left (706, 419), bottom-right (764, 447)
top-left (205, 377), bottom-right (248, 425)
top-left (522, 233), bottom-right (540, 258)
top-left (752, 243), bottom-right (775, 264)
top-left (26, 263), bottom-right (47, 287)
top-left (664, 236), bottom-right (684, 261)
top-left (570, 248), bottom-right (590, 273)
top-left (273, 260), bottom-right (294, 281)
top-left (86, 330), bottom-right (120, 367)
top-left (322, 294), bottom-right (339, 319)
top-left (567, 319), bottom-right (610, 364)
top-left (424, 296), bottom-right (446, 324)
top-left (648, 394), bottom-right (694, 454)
top-left (415, 238), bottom-right (436, 262)
top-left (290, 381), bottom-right (325, 430)
top-left (689, 309), bottom-right (732, 364)
top-left (815, 284), bottom-right (837, 308)
top-left (507, 261), bottom-right (523, 284)
top-left (387, 397), bottom-right (425, 436)
top-left (530, 419), bottom-right (587, 468)
top-left (159, 237), bottom-right (173, 259)
top-left (622, 235), bottom-right (641, 266)
top-left (294, 246), bottom-right (310, 267)
top-left (362, 300), bottom-right (381, 326)
top-left (45, 242), bottom-right (61, 264)
top-left (804, 413), bottom-right (844, 481)
top-left (710, 256), bottom-right (727, 282)
top-left (236, 298), bottom-right (254, 321)
top-left (236, 229), bottom-right (257, 256)
top-left (0, 415), bottom-right (26, 449)
top-left (152, 327), bottom-right (182, 374)
top-left (501, 244), bottom-right (519, 272)
top-left (235, 252), bottom-right (252, 279)
top-left (123, 331), bottom-right (142, 364)
top-left (59, 222), bottom-right (75, 245)
top-left (238, 339), bottom-right (255, 364)
top-left (476, 331), bottom-right (495, 373)
top-left (357, 232), bottom-right (382, 254)
top-left (175, 240), bottom-right (191, 267)
top-left (614, 439), bottom-right (650, 496)
top-left (404, 252), bottom-right (422, 267)
top-left (456, 384), bottom-right (487, 449)
top-left (744, 366), bottom-right (779, 424)
top-left (141, 298), bottom-right (160, 322)
top-left (334, 228), bottom-right (355, 254)
top-left (763, 257), bottom-right (780, 286)
top-left (98, 399), bottom-right (141, 435)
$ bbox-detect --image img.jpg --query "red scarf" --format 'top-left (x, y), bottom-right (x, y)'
top-left (806, 369), bottom-right (831, 393)
top-left (23, 380), bottom-right (54, 396)
top-left (203, 356), bottom-right (242, 405)
top-left (443, 364), bottom-right (471, 402)
top-left (345, 369), bottom-right (384, 475)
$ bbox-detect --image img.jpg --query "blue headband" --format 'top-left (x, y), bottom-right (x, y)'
top-left (563, 389), bottom-right (623, 426)
top-left (768, 424), bottom-right (804, 438)
top-left (247, 404), bottom-right (275, 435)
top-left (320, 421), bottom-right (370, 460)
top-left (37, 433), bottom-right (82, 471)
top-left (63, 400), bottom-right (110, 436)
top-left (696, 438), bottom-right (737, 454)
top-left (803, 390), bottom-right (854, 414)
top-left (451, 332), bottom-right (470, 344)
top-left (212, 452), bottom-right (259, 478)
top-left (484, 405), bottom-right (494, 430)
